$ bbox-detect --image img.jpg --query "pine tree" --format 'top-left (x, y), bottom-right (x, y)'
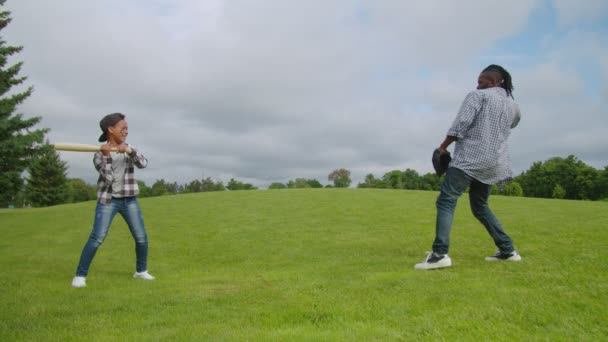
top-left (24, 145), bottom-right (69, 207)
top-left (0, 1), bottom-right (48, 207)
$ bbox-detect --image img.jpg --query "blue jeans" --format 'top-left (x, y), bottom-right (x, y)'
top-left (433, 167), bottom-right (515, 255)
top-left (76, 197), bottom-right (148, 276)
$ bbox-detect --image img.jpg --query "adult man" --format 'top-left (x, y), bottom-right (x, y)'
top-left (72, 113), bottom-right (155, 287)
top-left (415, 65), bottom-right (522, 270)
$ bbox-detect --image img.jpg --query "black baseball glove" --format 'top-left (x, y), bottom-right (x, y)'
top-left (432, 148), bottom-right (451, 177)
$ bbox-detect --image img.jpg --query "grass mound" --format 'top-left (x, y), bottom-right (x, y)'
top-left (1, 189), bottom-right (606, 340)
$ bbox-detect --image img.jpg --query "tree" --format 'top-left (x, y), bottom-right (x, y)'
top-left (357, 173), bottom-right (386, 189)
top-left (306, 179), bottom-right (323, 188)
top-left (401, 169), bottom-right (422, 190)
top-left (269, 182), bottom-right (287, 189)
top-left (552, 184), bottom-right (566, 199)
top-left (24, 145), bottom-right (69, 207)
top-left (0, 4), bottom-right (48, 207)
top-left (420, 173), bottom-right (442, 191)
top-left (202, 177), bottom-right (225, 191)
top-left (328, 168), bottom-right (351, 188)
top-left (150, 179), bottom-right (169, 196)
top-left (286, 178), bottom-right (323, 189)
top-left (184, 177), bottom-right (225, 192)
top-left (183, 179), bottom-right (203, 193)
top-left (382, 170), bottom-right (402, 189)
top-left (137, 180), bottom-right (152, 197)
top-left (226, 178), bottom-right (257, 191)
top-left (515, 155), bottom-right (603, 200)
top-left (598, 167), bottom-right (608, 200)
top-left (67, 178), bottom-right (96, 203)
top-left (574, 165), bottom-right (600, 200)
top-left (287, 179), bottom-right (307, 188)
top-left (165, 181), bottom-right (180, 195)
top-left (502, 181), bottom-right (524, 197)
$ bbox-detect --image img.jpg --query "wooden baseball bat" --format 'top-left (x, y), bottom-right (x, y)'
top-left (52, 143), bottom-right (129, 153)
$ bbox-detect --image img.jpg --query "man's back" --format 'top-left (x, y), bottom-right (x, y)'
top-left (448, 87), bottom-right (521, 184)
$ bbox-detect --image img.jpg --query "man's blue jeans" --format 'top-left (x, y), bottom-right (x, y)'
top-left (433, 167), bottom-right (515, 255)
top-left (76, 197), bottom-right (148, 277)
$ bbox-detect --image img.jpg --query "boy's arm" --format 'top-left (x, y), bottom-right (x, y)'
top-left (127, 146), bottom-right (148, 169)
top-left (94, 152), bottom-right (114, 183)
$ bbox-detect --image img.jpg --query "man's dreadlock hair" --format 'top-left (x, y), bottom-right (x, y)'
top-left (483, 64), bottom-right (514, 98)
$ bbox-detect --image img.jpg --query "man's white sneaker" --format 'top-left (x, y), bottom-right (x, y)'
top-left (485, 250), bottom-right (522, 262)
top-left (414, 252), bottom-right (452, 270)
top-left (71, 276), bottom-right (86, 288)
top-left (133, 271), bottom-right (155, 280)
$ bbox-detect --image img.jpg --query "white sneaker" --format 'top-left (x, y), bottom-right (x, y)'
top-left (133, 271), bottom-right (155, 280)
top-left (485, 250), bottom-right (522, 262)
top-left (71, 276), bottom-right (86, 288)
top-left (414, 252), bottom-right (452, 270)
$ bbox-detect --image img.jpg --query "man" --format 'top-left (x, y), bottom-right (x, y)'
top-left (415, 65), bottom-right (522, 270)
top-left (72, 113), bottom-right (155, 287)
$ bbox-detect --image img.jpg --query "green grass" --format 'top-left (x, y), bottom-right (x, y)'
top-left (1, 189), bottom-right (606, 341)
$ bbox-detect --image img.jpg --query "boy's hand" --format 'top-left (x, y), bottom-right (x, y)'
top-left (102, 143), bottom-right (132, 155)
top-left (100, 143), bottom-right (112, 156)
top-left (115, 144), bottom-right (132, 154)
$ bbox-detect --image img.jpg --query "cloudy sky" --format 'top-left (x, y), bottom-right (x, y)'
top-left (4, 0), bottom-right (608, 188)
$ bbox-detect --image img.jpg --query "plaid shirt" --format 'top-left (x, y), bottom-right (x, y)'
top-left (447, 87), bottom-right (521, 184)
top-left (94, 145), bottom-right (148, 204)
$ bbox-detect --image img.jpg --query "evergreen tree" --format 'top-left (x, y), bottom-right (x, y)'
top-left (24, 145), bottom-right (69, 207)
top-left (0, 2), bottom-right (47, 207)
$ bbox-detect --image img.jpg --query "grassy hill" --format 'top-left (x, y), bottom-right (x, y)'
top-left (1, 189), bottom-right (606, 340)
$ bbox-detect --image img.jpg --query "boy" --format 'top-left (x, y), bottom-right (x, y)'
top-left (72, 113), bottom-right (154, 287)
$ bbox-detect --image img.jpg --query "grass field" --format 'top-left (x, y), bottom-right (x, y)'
top-left (1, 189), bottom-right (606, 341)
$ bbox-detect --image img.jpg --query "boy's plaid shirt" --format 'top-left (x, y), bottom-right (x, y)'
top-left (94, 145), bottom-right (148, 204)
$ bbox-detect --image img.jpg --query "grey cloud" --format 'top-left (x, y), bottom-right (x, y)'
top-left (4, 0), bottom-right (606, 189)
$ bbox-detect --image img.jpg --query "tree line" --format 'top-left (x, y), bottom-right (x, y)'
top-left (356, 155), bottom-right (608, 201)
top-left (8, 150), bottom-right (608, 208)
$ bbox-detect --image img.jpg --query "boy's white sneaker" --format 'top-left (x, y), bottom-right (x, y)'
top-left (71, 276), bottom-right (86, 288)
top-left (414, 252), bottom-right (452, 270)
top-left (133, 271), bottom-right (155, 280)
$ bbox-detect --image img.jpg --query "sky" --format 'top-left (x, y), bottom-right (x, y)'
top-left (3, 0), bottom-right (608, 188)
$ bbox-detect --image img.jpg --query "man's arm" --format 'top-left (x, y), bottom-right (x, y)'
top-left (439, 135), bottom-right (457, 153)
top-left (445, 91), bottom-right (482, 146)
top-left (511, 103), bottom-right (521, 129)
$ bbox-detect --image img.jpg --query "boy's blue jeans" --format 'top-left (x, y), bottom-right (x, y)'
top-left (76, 197), bottom-right (148, 277)
top-left (433, 167), bottom-right (515, 255)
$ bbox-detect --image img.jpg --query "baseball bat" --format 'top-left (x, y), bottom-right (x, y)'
top-left (52, 143), bottom-right (130, 153)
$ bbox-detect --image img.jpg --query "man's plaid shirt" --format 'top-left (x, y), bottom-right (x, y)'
top-left (94, 145), bottom-right (148, 204)
top-left (447, 87), bottom-right (521, 185)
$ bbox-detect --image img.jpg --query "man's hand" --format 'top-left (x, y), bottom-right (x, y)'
top-left (439, 135), bottom-right (457, 154)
